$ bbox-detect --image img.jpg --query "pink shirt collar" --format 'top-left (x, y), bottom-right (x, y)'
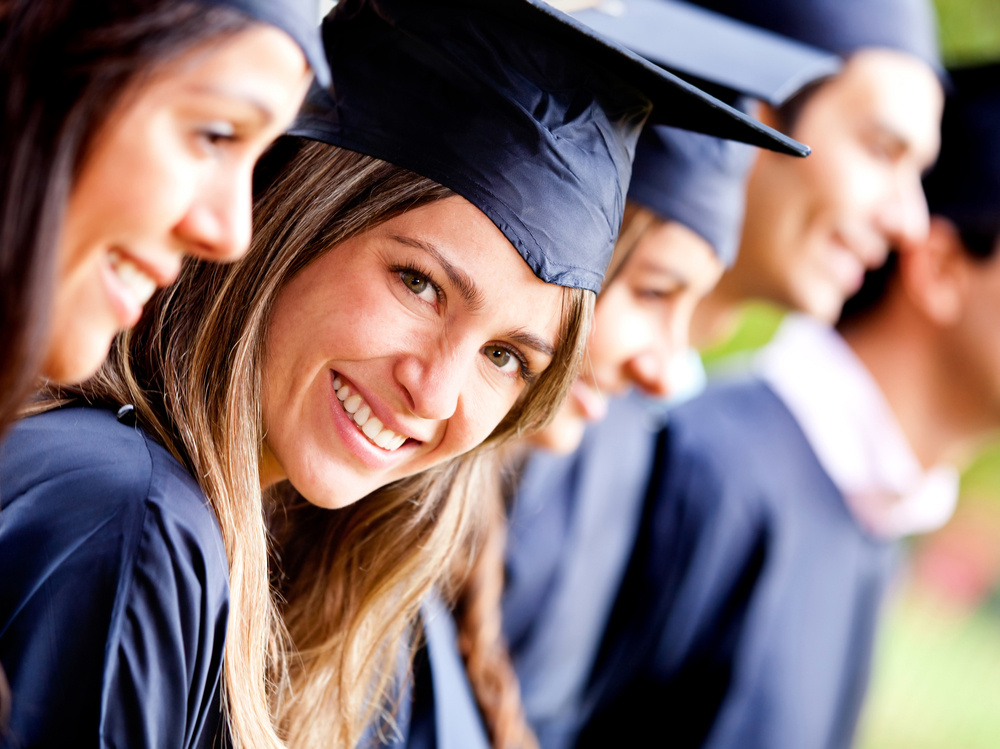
top-left (755, 314), bottom-right (958, 539)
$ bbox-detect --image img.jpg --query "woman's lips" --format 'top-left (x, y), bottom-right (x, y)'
top-left (570, 379), bottom-right (608, 423)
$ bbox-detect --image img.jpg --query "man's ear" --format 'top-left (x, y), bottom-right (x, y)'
top-left (898, 215), bottom-right (969, 326)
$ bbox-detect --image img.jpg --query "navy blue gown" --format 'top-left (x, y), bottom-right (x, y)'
top-left (504, 379), bottom-right (898, 749)
top-left (0, 406), bottom-right (229, 749)
top-left (363, 594), bottom-right (490, 749)
top-left (503, 393), bottom-right (665, 749)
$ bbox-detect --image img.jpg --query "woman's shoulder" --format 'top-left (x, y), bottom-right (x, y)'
top-left (0, 405), bottom-right (229, 747)
top-left (0, 405), bottom-right (221, 547)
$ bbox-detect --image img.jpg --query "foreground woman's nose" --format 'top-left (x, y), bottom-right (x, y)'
top-left (394, 348), bottom-right (468, 422)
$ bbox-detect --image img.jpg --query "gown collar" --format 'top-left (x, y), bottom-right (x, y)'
top-left (755, 313), bottom-right (959, 539)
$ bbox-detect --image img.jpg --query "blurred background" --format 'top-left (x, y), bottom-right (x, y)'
top-left (318, 0), bottom-right (1000, 743)
top-left (706, 3), bottom-right (1000, 742)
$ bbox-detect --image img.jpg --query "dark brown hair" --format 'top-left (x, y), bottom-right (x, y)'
top-left (0, 0), bottom-right (252, 438)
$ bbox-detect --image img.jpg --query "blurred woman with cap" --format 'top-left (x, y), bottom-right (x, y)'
top-left (0, 0), bottom-right (328, 440)
top-left (0, 0), bottom-right (797, 747)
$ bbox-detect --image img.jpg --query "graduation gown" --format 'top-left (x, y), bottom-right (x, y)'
top-left (0, 406), bottom-right (230, 749)
top-left (366, 594), bottom-right (490, 749)
top-left (502, 393), bottom-right (665, 749)
top-left (579, 378), bottom-right (897, 749)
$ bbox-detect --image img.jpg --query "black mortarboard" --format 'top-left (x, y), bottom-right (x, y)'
top-left (203, 0), bottom-right (330, 85)
top-left (923, 63), bottom-right (1000, 252)
top-left (683, 0), bottom-right (941, 72)
top-left (290, 0), bottom-right (808, 293)
top-left (627, 125), bottom-right (754, 266)
top-left (568, 0), bottom-right (841, 265)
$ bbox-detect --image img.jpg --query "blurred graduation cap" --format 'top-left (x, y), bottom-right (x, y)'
top-left (206, 0), bottom-right (330, 84)
top-left (681, 0), bottom-right (941, 71)
top-left (565, 0), bottom-right (842, 107)
top-left (923, 62), bottom-right (1000, 256)
top-left (291, 0), bottom-right (809, 293)
top-left (565, 0), bottom-right (841, 266)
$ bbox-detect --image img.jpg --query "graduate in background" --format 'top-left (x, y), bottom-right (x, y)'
top-left (580, 58), bottom-right (1000, 749)
top-left (500, 0), bottom-right (946, 747)
top-left (688, 0), bottom-right (944, 347)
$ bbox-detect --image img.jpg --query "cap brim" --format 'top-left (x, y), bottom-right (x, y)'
top-left (570, 0), bottom-right (842, 107)
top-left (506, 0), bottom-right (811, 156)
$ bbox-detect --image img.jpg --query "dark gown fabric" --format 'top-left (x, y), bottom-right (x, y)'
top-left (577, 378), bottom-right (898, 749)
top-left (0, 406), bottom-right (229, 749)
top-left (502, 393), bottom-right (665, 749)
top-left (367, 594), bottom-right (489, 749)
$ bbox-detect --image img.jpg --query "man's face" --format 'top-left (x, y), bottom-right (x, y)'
top-left (729, 49), bottom-right (944, 322)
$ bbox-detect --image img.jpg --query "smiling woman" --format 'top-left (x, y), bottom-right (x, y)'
top-left (0, 0), bottom-right (799, 746)
top-left (0, 0), bottom-right (326, 440)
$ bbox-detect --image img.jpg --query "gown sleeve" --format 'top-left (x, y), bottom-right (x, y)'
top-left (0, 407), bottom-right (230, 749)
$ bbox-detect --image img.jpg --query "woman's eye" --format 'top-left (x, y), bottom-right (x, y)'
top-left (483, 345), bottom-right (522, 376)
top-left (399, 269), bottom-right (438, 303)
top-left (638, 287), bottom-right (679, 301)
top-left (197, 122), bottom-right (238, 151)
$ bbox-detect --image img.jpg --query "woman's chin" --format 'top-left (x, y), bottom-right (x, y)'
top-left (40, 328), bottom-right (117, 385)
top-left (528, 413), bottom-right (586, 455)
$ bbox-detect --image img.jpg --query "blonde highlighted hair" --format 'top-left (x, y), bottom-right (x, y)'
top-left (43, 140), bottom-right (593, 747)
top-left (451, 198), bottom-right (661, 748)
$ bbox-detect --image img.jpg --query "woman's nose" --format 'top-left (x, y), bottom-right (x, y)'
top-left (174, 166), bottom-right (254, 262)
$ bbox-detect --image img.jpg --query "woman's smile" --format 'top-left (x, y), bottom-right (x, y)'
top-left (260, 196), bottom-right (564, 508)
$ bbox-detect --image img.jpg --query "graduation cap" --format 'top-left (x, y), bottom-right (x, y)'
top-left (204, 0), bottom-right (330, 85)
top-left (290, 0), bottom-right (808, 293)
top-left (567, 0), bottom-right (841, 265)
top-left (682, 0), bottom-right (941, 71)
top-left (565, 0), bottom-right (842, 108)
top-left (923, 62), bottom-right (1000, 254)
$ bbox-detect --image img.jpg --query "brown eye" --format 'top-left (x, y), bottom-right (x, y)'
top-left (397, 268), bottom-right (440, 303)
top-left (400, 270), bottom-right (429, 294)
top-left (484, 346), bottom-right (512, 368)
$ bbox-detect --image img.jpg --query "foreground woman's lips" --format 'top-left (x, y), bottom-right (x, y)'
top-left (333, 375), bottom-right (409, 451)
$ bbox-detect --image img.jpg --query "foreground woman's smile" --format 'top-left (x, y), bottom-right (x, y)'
top-left (259, 195), bottom-right (565, 508)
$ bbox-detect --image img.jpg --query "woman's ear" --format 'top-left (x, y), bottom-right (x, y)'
top-left (899, 215), bottom-right (968, 326)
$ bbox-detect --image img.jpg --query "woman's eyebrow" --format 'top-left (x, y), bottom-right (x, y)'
top-left (632, 259), bottom-right (688, 285)
top-left (187, 84), bottom-right (275, 125)
top-left (507, 330), bottom-right (556, 359)
top-left (389, 234), bottom-right (486, 312)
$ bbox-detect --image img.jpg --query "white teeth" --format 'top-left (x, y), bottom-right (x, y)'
top-left (108, 249), bottom-right (157, 306)
top-left (361, 416), bottom-right (383, 440)
top-left (332, 376), bottom-right (409, 451)
top-left (343, 394), bottom-right (362, 414)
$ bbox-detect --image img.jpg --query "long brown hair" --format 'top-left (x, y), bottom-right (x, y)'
top-left (0, 0), bottom-right (254, 439)
top-left (46, 140), bottom-right (593, 747)
top-left (452, 199), bottom-right (657, 749)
